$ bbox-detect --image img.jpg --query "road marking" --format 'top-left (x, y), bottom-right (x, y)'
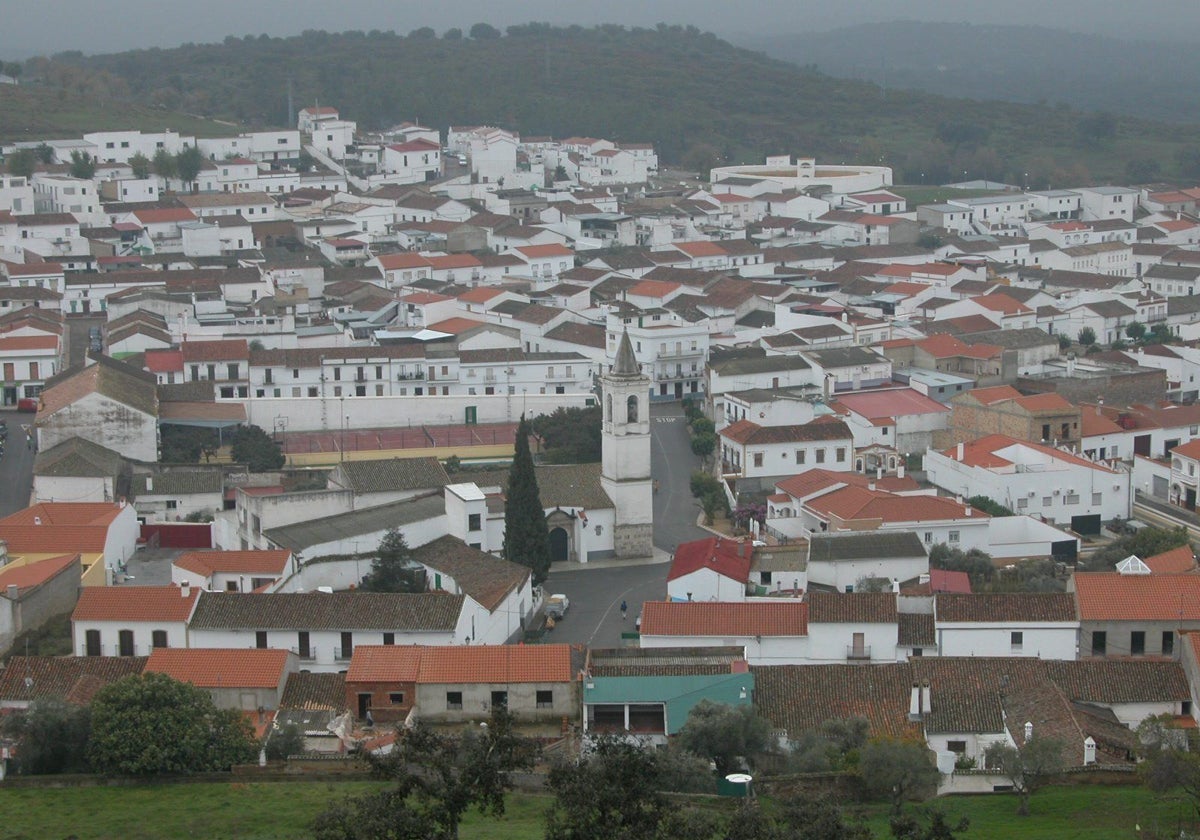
top-left (654, 417), bottom-right (679, 423)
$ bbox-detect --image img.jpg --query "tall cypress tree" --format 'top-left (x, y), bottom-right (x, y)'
top-left (503, 415), bottom-right (552, 586)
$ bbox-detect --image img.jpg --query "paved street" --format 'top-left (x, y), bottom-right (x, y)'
top-left (66, 315), bottom-right (103, 371)
top-left (0, 414), bottom-right (35, 517)
top-left (540, 558), bottom-right (668, 648)
top-left (650, 401), bottom-right (710, 551)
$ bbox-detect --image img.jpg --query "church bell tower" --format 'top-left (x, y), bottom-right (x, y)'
top-left (600, 329), bottom-right (654, 558)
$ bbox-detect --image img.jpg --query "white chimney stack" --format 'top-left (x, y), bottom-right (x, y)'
top-left (181, 581), bottom-right (191, 599)
top-left (909, 683), bottom-right (922, 718)
top-left (1024, 721), bottom-right (1034, 742)
top-left (33, 516), bottom-right (41, 526)
top-left (965, 506), bottom-right (972, 516)
top-left (956, 442), bottom-right (964, 461)
top-left (921, 682), bottom-right (932, 715)
top-left (1083, 736), bottom-right (1096, 765)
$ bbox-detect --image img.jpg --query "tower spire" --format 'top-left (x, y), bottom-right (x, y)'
top-left (613, 328), bottom-right (639, 376)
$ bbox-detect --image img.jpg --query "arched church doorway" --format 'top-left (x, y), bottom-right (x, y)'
top-left (549, 527), bottom-right (570, 563)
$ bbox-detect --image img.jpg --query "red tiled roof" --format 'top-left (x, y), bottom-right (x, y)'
top-left (673, 240), bottom-right (729, 258)
top-left (426, 254), bottom-right (481, 271)
top-left (719, 418), bottom-right (851, 445)
top-left (387, 139), bottom-right (441, 153)
top-left (4, 262), bottom-right (64, 277)
top-left (145, 647), bottom-right (288, 688)
top-left (133, 208), bottom-right (197, 224)
top-left (72, 585), bottom-right (201, 623)
top-left (144, 349), bottom-right (183, 373)
top-left (516, 244), bottom-right (574, 258)
top-left (968, 385), bottom-right (1023, 405)
top-left (974, 293), bottom-right (1031, 315)
top-left (345, 645), bottom-right (424, 682)
top-left (1173, 439), bottom-right (1200, 459)
top-left (174, 550), bottom-right (291, 579)
top-left (377, 252), bottom-right (432, 271)
top-left (0, 335), bottom-right (58, 351)
top-left (627, 279), bottom-right (680, 298)
top-left (0, 503), bottom-right (126, 553)
top-left (641, 601), bottom-right (808, 636)
top-left (1074, 573), bottom-right (1200, 621)
top-left (929, 569), bottom-right (971, 594)
top-left (944, 434), bottom-right (1116, 473)
top-left (833, 388), bottom-right (950, 420)
top-left (457, 287), bottom-right (506, 304)
top-left (667, 536), bottom-right (754, 584)
top-left (181, 339), bottom-right (248, 363)
top-left (806, 487), bottom-right (986, 524)
top-left (0, 553), bottom-right (79, 593)
top-left (917, 333), bottom-right (1003, 360)
top-left (1144, 545), bottom-right (1196, 574)
top-left (426, 317), bottom-right (486, 334)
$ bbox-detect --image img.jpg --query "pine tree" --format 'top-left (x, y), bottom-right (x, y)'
top-left (503, 415), bottom-right (552, 586)
top-left (360, 528), bottom-right (421, 593)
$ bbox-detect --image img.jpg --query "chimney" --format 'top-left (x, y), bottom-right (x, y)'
top-left (956, 442), bottom-right (964, 461)
top-left (1024, 721), bottom-right (1034, 742)
top-left (181, 581), bottom-right (191, 599)
top-left (909, 683), bottom-right (922, 719)
top-left (965, 506), bottom-right (972, 516)
top-left (146, 476), bottom-right (153, 492)
top-left (32, 516), bottom-right (41, 526)
top-left (6, 584), bottom-right (17, 600)
top-left (955, 494), bottom-right (963, 505)
top-left (921, 681), bottom-right (932, 715)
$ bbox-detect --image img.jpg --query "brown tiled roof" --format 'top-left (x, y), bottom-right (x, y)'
top-left (1044, 659), bottom-right (1190, 705)
top-left (188, 591), bottom-right (463, 631)
top-left (38, 357), bottom-right (157, 418)
top-left (331, 456), bottom-right (449, 494)
top-left (280, 672), bottom-right (347, 711)
top-left (719, 418), bottom-right (851, 445)
top-left (411, 536), bottom-right (530, 612)
top-left (898, 613), bottom-right (935, 647)
top-left (181, 339), bottom-right (248, 363)
top-left (544, 321), bottom-right (606, 349)
top-left (640, 601), bottom-right (808, 637)
top-left (808, 532), bottom-right (926, 562)
top-left (936, 593), bottom-right (1077, 623)
top-left (0, 656), bottom-right (146, 704)
top-left (144, 648), bottom-right (289, 688)
top-left (586, 646), bottom-right (744, 677)
top-left (753, 663), bottom-right (920, 739)
top-left (807, 591), bottom-right (897, 624)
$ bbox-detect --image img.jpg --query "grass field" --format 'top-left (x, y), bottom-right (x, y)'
top-left (0, 780), bottom-right (1194, 840)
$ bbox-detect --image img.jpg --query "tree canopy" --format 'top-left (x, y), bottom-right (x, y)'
top-left (231, 423), bottom-right (285, 472)
top-left (1, 698), bottom-right (92, 774)
top-left (676, 699), bottom-right (772, 775)
top-left (859, 739), bottom-right (940, 815)
top-left (502, 415), bottom-right (551, 586)
top-left (530, 405), bottom-right (601, 463)
top-left (983, 737), bottom-right (1065, 816)
top-left (358, 527), bottom-right (424, 593)
top-left (88, 673), bottom-right (257, 775)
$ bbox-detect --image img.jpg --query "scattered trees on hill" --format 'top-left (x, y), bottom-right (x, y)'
top-left (983, 737), bottom-right (1066, 816)
top-left (174, 144), bottom-right (204, 189)
top-left (859, 739), bottom-right (941, 815)
top-left (314, 706), bottom-right (538, 840)
top-left (88, 673), bottom-right (257, 775)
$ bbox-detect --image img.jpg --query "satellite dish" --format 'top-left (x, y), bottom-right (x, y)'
top-left (725, 773), bottom-right (753, 784)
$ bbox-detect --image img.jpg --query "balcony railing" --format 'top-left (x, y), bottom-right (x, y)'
top-left (846, 645), bottom-right (872, 660)
top-left (335, 647), bottom-right (353, 661)
top-left (291, 646), bottom-right (317, 661)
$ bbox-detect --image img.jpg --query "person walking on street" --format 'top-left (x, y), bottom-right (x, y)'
top-left (620, 600), bottom-right (627, 620)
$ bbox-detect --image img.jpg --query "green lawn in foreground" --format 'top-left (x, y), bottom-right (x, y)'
top-left (0, 780), bottom-right (1192, 840)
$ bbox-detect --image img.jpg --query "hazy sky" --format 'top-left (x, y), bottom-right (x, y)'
top-left (2, 0), bottom-right (1198, 58)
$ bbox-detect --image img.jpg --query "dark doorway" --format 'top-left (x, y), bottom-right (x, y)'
top-left (549, 527), bottom-right (569, 563)
top-left (1134, 434), bottom-right (1151, 456)
top-left (85, 629), bottom-right (101, 657)
top-left (1070, 514), bottom-right (1102, 536)
top-left (357, 693), bottom-right (372, 719)
top-left (674, 382), bottom-right (683, 399)
top-left (1188, 488), bottom-right (1197, 511)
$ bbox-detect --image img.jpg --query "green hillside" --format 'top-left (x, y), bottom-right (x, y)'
top-left (21, 24), bottom-right (1200, 185)
top-left (0, 82), bottom-right (241, 143)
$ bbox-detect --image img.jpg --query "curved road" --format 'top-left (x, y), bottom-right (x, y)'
top-left (649, 401), bottom-right (711, 551)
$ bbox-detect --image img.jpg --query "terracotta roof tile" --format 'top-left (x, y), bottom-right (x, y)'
top-left (72, 585), bottom-right (201, 623)
top-left (0, 553), bottom-right (79, 593)
top-left (1074, 573), bottom-right (1200, 621)
top-left (411, 536), bottom-right (530, 612)
top-left (1144, 545), bottom-right (1196, 574)
top-left (719, 418), bottom-right (852, 446)
top-left (0, 656), bottom-right (146, 704)
top-left (415, 644), bottom-right (574, 683)
top-left (280, 672), bottom-right (346, 711)
top-left (345, 645), bottom-right (424, 682)
top-left (174, 550), bottom-right (292, 579)
top-left (145, 647), bottom-right (289, 688)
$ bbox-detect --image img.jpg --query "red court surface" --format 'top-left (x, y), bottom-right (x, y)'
top-left (280, 422), bottom-right (519, 454)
